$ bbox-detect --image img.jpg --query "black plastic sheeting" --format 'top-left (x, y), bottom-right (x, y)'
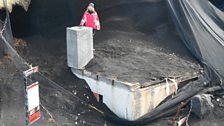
top-left (168, 0), bottom-right (224, 82)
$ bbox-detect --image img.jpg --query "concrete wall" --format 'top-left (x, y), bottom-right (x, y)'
top-left (72, 68), bottom-right (177, 120)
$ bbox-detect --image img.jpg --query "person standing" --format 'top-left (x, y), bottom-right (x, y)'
top-left (80, 3), bottom-right (101, 35)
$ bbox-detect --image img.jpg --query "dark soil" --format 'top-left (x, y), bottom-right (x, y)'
top-left (86, 29), bottom-right (200, 84)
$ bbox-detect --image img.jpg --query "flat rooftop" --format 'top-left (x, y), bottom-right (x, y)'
top-left (85, 28), bottom-right (201, 85)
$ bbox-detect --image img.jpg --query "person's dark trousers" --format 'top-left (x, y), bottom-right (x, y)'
top-left (93, 29), bottom-right (96, 36)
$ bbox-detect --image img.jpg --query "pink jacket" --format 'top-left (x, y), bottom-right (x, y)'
top-left (80, 11), bottom-right (101, 30)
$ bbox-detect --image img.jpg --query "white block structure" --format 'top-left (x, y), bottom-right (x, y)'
top-left (67, 26), bottom-right (93, 69)
top-left (66, 26), bottom-right (199, 120)
top-left (71, 68), bottom-right (181, 120)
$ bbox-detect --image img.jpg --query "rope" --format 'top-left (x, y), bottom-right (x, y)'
top-left (165, 78), bottom-right (170, 95)
top-left (0, 18), bottom-right (7, 35)
top-left (41, 104), bottom-right (60, 126)
top-left (168, 78), bottom-right (178, 94)
top-left (185, 100), bottom-right (192, 126)
top-left (165, 77), bottom-right (178, 95)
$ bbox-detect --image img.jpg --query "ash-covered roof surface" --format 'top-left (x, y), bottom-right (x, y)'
top-left (86, 30), bottom-right (201, 84)
top-left (85, 1), bottom-right (201, 84)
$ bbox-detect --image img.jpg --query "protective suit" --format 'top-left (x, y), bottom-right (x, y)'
top-left (80, 4), bottom-right (101, 30)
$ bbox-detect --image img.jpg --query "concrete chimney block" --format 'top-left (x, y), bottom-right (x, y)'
top-left (67, 26), bottom-right (93, 69)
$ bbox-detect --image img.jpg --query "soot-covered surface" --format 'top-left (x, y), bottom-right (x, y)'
top-left (86, 2), bottom-right (200, 84)
top-left (87, 30), bottom-right (200, 84)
